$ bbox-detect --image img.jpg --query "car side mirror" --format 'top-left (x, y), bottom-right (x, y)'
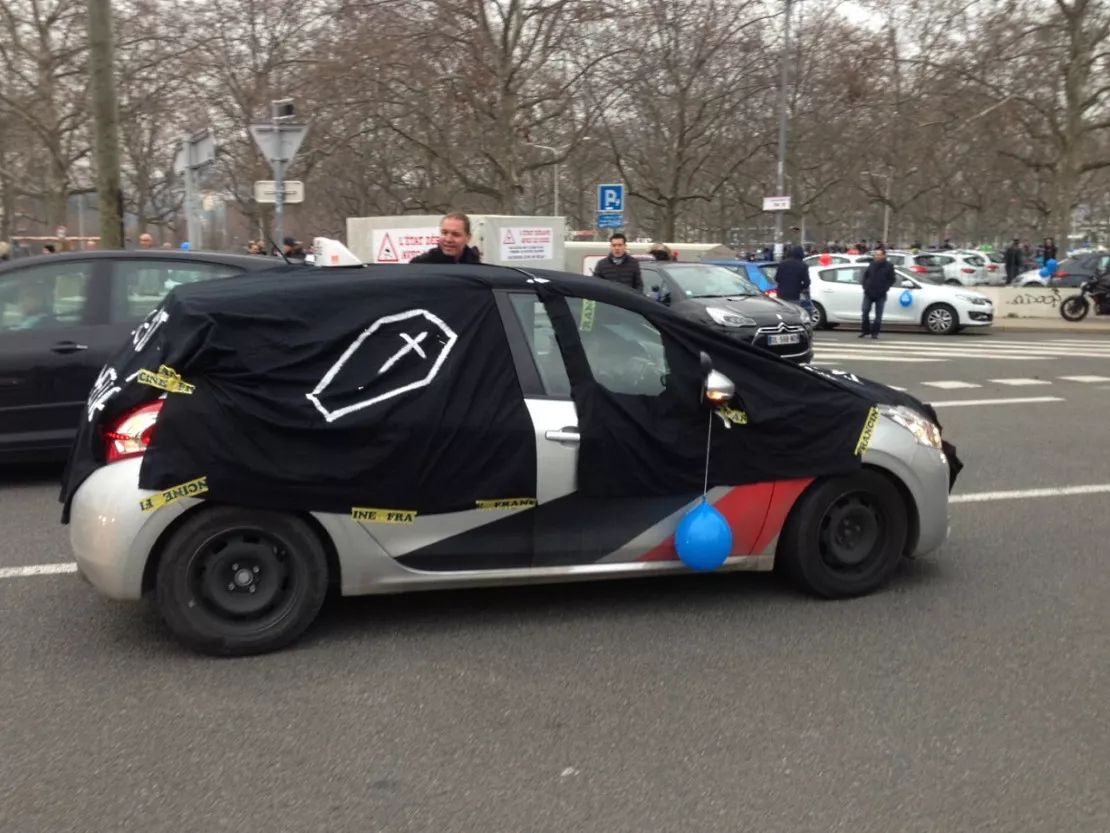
top-left (699, 351), bottom-right (735, 404)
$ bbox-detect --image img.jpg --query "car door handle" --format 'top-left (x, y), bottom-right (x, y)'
top-left (51, 341), bottom-right (88, 354)
top-left (544, 427), bottom-right (580, 444)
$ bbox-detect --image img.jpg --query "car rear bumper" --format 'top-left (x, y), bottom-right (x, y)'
top-left (69, 458), bottom-right (195, 600)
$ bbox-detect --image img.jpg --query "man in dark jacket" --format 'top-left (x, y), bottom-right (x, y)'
top-left (592, 233), bottom-right (643, 292)
top-left (410, 212), bottom-right (482, 264)
top-left (860, 248), bottom-right (897, 338)
top-left (1003, 238), bottom-right (1024, 284)
top-left (774, 245), bottom-right (810, 302)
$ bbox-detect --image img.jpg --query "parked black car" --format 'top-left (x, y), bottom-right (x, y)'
top-left (0, 250), bottom-right (298, 462)
top-left (639, 262), bottom-right (814, 363)
top-left (1049, 251), bottom-right (1110, 287)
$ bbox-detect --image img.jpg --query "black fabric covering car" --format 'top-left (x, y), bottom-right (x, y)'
top-left (60, 264), bottom-right (960, 521)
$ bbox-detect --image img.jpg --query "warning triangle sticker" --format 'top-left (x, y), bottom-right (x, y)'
top-left (377, 233), bottom-right (399, 262)
top-left (502, 229), bottom-right (516, 245)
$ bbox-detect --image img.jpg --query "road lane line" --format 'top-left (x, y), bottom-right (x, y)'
top-left (989, 378), bottom-right (1052, 386)
top-left (929, 396), bottom-right (1064, 407)
top-left (922, 381), bottom-right (982, 389)
top-left (0, 563), bottom-right (78, 579)
top-left (1059, 375), bottom-right (1110, 383)
top-left (952, 484), bottom-right (1110, 503)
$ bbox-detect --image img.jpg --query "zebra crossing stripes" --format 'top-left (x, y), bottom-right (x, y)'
top-left (812, 337), bottom-right (1110, 364)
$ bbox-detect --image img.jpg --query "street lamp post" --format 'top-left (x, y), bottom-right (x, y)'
top-left (773, 0), bottom-right (793, 258)
top-left (527, 142), bottom-right (561, 217)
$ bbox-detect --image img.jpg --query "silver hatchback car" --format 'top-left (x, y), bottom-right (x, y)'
top-left (66, 268), bottom-right (955, 656)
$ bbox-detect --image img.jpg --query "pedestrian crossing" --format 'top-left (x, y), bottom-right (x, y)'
top-left (812, 337), bottom-right (1110, 365)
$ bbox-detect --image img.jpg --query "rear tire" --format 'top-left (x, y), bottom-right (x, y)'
top-left (155, 507), bottom-right (329, 656)
top-left (1060, 295), bottom-right (1089, 322)
top-left (777, 470), bottom-right (908, 599)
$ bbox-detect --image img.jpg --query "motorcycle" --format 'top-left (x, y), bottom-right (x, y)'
top-left (1059, 271), bottom-right (1110, 321)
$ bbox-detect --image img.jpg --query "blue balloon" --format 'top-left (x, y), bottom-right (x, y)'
top-left (1039, 266), bottom-right (1051, 277)
top-left (180, 241), bottom-right (191, 250)
top-left (1046, 258), bottom-right (1058, 271)
top-left (899, 289), bottom-right (913, 307)
top-left (675, 498), bottom-right (733, 571)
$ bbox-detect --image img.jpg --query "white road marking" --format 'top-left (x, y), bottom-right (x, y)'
top-left (0, 563), bottom-right (78, 579)
top-left (1059, 375), bottom-right (1110, 383)
top-left (989, 378), bottom-right (1052, 386)
top-left (922, 380), bottom-right (982, 389)
top-left (811, 353), bottom-right (946, 363)
top-left (952, 484), bottom-right (1110, 503)
top-left (929, 396), bottom-right (1064, 407)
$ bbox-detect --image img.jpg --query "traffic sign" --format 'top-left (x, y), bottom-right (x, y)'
top-left (248, 123), bottom-right (310, 173)
top-left (173, 129), bottom-right (216, 176)
top-left (597, 183), bottom-right (625, 213)
top-left (597, 212), bottom-right (623, 229)
top-left (762, 195), bottom-right (792, 211)
top-left (254, 180), bottom-right (305, 204)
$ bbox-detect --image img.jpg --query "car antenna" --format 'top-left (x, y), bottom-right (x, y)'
top-left (264, 232), bottom-right (291, 265)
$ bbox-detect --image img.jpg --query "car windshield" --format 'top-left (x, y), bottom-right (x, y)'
top-left (663, 264), bottom-right (762, 298)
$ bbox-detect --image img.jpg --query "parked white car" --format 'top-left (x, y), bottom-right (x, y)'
top-left (809, 264), bottom-right (994, 335)
top-left (940, 252), bottom-right (990, 286)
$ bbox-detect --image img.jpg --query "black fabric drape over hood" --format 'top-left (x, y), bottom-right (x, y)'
top-left (59, 264), bottom-right (961, 523)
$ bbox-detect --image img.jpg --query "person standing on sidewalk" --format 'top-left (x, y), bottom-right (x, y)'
top-left (1004, 238), bottom-right (1024, 285)
top-left (592, 233), bottom-right (643, 293)
top-left (859, 248), bottom-right (896, 339)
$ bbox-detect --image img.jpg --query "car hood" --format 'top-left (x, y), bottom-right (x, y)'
top-left (679, 294), bottom-right (808, 324)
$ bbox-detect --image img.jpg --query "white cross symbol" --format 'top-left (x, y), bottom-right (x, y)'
top-left (378, 330), bottom-right (428, 375)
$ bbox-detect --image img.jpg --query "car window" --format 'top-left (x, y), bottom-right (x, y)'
top-left (1098, 255), bottom-right (1110, 271)
top-left (660, 264), bottom-right (762, 298)
top-left (886, 254), bottom-right (905, 265)
top-left (0, 259), bottom-right (93, 331)
top-left (963, 255), bottom-right (986, 267)
top-left (508, 296), bottom-right (670, 398)
top-left (508, 296), bottom-right (572, 397)
top-left (805, 255), bottom-right (847, 266)
top-left (932, 255), bottom-right (955, 266)
top-left (819, 267), bottom-right (865, 285)
top-left (111, 259), bottom-right (246, 322)
top-left (757, 265), bottom-right (778, 284)
top-left (915, 255), bottom-right (939, 266)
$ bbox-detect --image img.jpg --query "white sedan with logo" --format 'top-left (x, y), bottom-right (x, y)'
top-left (809, 264), bottom-right (994, 335)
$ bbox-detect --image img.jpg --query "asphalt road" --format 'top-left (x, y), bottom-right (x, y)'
top-left (2, 330), bottom-right (1109, 833)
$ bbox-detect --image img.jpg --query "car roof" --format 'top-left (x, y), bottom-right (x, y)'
top-left (0, 249), bottom-right (286, 274)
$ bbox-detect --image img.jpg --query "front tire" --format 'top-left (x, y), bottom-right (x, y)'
top-left (811, 302), bottom-right (837, 330)
top-left (923, 303), bottom-right (958, 335)
top-left (1060, 295), bottom-right (1089, 321)
top-left (155, 507), bottom-right (329, 656)
top-left (777, 470), bottom-right (908, 599)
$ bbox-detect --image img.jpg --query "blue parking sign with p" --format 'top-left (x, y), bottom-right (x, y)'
top-left (598, 184), bottom-right (624, 213)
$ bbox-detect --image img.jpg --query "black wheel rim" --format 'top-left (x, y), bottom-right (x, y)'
top-left (187, 528), bottom-right (300, 632)
top-left (817, 491), bottom-right (885, 573)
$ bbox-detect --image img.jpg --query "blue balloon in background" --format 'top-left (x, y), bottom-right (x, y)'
top-left (180, 241), bottom-right (191, 250)
top-left (899, 289), bottom-right (913, 307)
top-left (1039, 266), bottom-right (1051, 277)
top-left (1046, 258), bottom-right (1058, 271)
top-left (675, 498), bottom-right (733, 571)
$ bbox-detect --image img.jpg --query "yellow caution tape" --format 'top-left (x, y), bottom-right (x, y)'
top-left (855, 406), bottom-right (879, 456)
top-left (579, 299), bottom-right (596, 332)
top-left (475, 498), bottom-right (538, 510)
top-left (716, 405), bottom-right (748, 426)
top-left (137, 365), bottom-right (195, 395)
top-left (139, 476), bottom-right (208, 512)
top-left (351, 507), bottom-right (417, 524)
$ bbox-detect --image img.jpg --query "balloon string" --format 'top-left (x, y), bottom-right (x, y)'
top-left (703, 409), bottom-right (712, 498)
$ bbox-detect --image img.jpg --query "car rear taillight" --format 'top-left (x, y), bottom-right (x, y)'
top-left (986, 264), bottom-right (998, 271)
top-left (103, 401), bottom-right (163, 462)
top-left (912, 265), bottom-right (927, 274)
top-left (961, 267), bottom-right (975, 273)
top-left (1055, 271), bottom-right (1069, 278)
top-left (765, 289), bottom-right (778, 297)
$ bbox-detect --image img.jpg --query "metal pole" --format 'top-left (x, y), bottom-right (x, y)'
top-left (273, 110), bottom-right (285, 246)
top-left (773, 0), bottom-right (792, 259)
top-left (182, 138), bottom-right (201, 247)
top-left (553, 161), bottom-right (560, 217)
